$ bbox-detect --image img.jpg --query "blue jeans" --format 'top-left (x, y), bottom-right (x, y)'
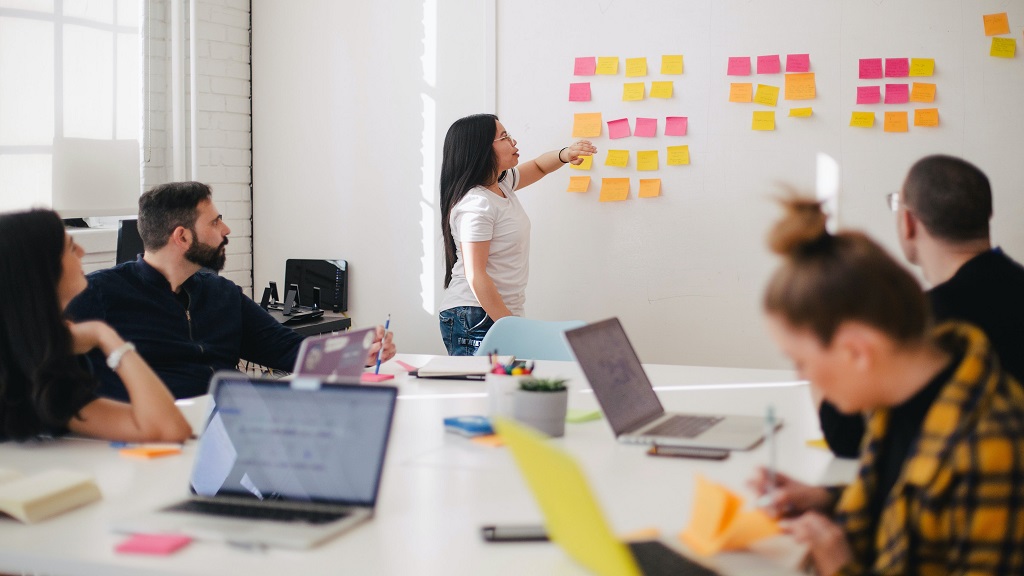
top-left (439, 306), bottom-right (494, 356)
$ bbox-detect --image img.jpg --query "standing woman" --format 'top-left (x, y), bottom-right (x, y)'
top-left (439, 113), bottom-right (596, 356)
top-left (0, 210), bottom-right (191, 442)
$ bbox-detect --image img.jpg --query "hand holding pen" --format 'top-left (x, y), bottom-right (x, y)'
top-left (374, 314), bottom-right (391, 375)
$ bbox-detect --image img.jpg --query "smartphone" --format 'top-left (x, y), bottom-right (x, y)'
top-left (480, 524), bottom-right (549, 542)
top-left (647, 445), bottom-right (730, 460)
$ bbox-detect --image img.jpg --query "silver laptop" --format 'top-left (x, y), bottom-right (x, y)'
top-left (565, 318), bottom-right (773, 450)
top-left (113, 372), bottom-right (398, 549)
top-left (293, 326), bottom-right (375, 381)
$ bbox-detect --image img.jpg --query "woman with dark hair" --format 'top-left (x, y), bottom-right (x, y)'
top-left (749, 197), bottom-right (1024, 575)
top-left (438, 113), bottom-right (596, 355)
top-left (0, 210), bottom-right (191, 442)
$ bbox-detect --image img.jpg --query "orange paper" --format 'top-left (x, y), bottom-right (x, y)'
top-left (572, 113), bottom-right (603, 138)
top-left (599, 178), bottom-right (630, 202)
top-left (884, 111), bottom-right (908, 133)
top-left (638, 179), bottom-right (661, 198)
top-left (909, 82), bottom-right (936, 103)
top-left (729, 83), bottom-right (753, 103)
top-left (471, 434), bottom-right (505, 447)
top-left (783, 73), bottom-right (815, 100)
top-left (119, 446), bottom-right (183, 459)
top-left (983, 13), bottom-right (1010, 36)
top-left (566, 176), bottom-right (591, 193)
top-left (914, 108), bottom-right (939, 127)
top-left (679, 476), bottom-right (780, 556)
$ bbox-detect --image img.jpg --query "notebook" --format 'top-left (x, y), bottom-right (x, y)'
top-left (495, 417), bottom-right (721, 576)
top-left (565, 318), bottom-right (773, 450)
top-left (112, 372), bottom-right (397, 549)
top-left (293, 326), bottom-right (376, 381)
top-left (412, 355), bottom-right (513, 380)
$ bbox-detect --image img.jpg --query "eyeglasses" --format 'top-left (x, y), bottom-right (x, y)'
top-left (886, 191), bottom-right (901, 212)
top-left (494, 132), bottom-right (516, 146)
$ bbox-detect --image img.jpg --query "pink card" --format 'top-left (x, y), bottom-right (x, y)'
top-left (665, 116), bottom-right (688, 136)
top-left (785, 53), bottom-right (810, 72)
top-left (859, 58), bottom-right (883, 79)
top-left (361, 373), bottom-right (395, 383)
top-left (856, 86), bottom-right (881, 104)
top-left (116, 534), bottom-right (192, 556)
top-left (756, 55), bottom-right (781, 74)
top-left (727, 56), bottom-right (751, 76)
top-left (574, 57), bottom-right (597, 76)
top-left (634, 117), bottom-right (658, 137)
top-left (884, 58), bottom-right (909, 78)
top-left (607, 118), bottom-right (631, 139)
top-left (568, 82), bottom-right (591, 102)
top-left (884, 83), bottom-right (909, 104)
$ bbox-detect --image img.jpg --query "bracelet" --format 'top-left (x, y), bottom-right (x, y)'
top-left (558, 146), bottom-right (569, 163)
top-left (106, 342), bottom-right (136, 371)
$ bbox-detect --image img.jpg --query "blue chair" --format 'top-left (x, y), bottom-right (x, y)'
top-left (474, 317), bottom-right (586, 361)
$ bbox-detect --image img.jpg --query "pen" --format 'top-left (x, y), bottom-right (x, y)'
top-left (374, 314), bottom-right (390, 375)
top-left (765, 405), bottom-right (777, 506)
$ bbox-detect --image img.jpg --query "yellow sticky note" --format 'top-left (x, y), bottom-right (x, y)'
top-left (914, 108), bottom-right (939, 127)
top-left (753, 84), bottom-right (779, 107)
top-left (599, 178), bottom-right (630, 202)
top-left (849, 111), bottom-right (875, 128)
top-left (605, 149), bottom-right (629, 167)
top-left (572, 112), bottom-right (603, 138)
top-left (637, 150), bottom-right (659, 171)
top-left (884, 111), bottom-right (908, 133)
top-left (622, 82), bottom-right (645, 101)
top-left (596, 56), bottom-right (619, 75)
top-left (991, 37), bottom-right (1016, 59)
top-left (650, 81), bottom-right (673, 99)
top-left (570, 155), bottom-right (593, 170)
top-left (661, 54), bottom-right (684, 75)
top-left (666, 145), bottom-right (690, 166)
top-left (752, 111), bottom-right (775, 131)
top-left (566, 176), bottom-right (591, 192)
top-left (983, 13), bottom-right (1010, 36)
top-left (728, 83), bottom-right (753, 103)
top-left (805, 438), bottom-right (829, 450)
top-left (638, 179), bottom-right (661, 198)
top-left (789, 107), bottom-right (812, 117)
top-left (909, 58), bottom-right (935, 77)
top-left (625, 57), bottom-right (647, 77)
top-left (679, 475), bottom-right (781, 557)
top-left (784, 73), bottom-right (815, 100)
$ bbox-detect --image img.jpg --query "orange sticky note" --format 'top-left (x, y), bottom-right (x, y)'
top-left (570, 155), bottom-right (593, 170)
top-left (752, 111), bottom-right (775, 131)
top-left (783, 73), bottom-right (815, 100)
top-left (753, 84), bottom-right (779, 107)
top-left (625, 57), bottom-right (647, 77)
top-left (729, 83), bottom-right (753, 103)
top-left (666, 145), bottom-right (690, 166)
top-left (661, 54), bottom-right (684, 75)
top-left (599, 178), bottom-right (630, 202)
top-left (983, 13), bottom-right (1010, 36)
top-left (908, 58), bottom-right (934, 77)
top-left (623, 82), bottom-right (645, 101)
top-left (621, 527), bottom-right (662, 542)
top-left (849, 111), bottom-right (875, 128)
top-left (914, 108), bottom-right (939, 127)
top-left (596, 56), bottom-right (618, 75)
top-left (788, 107), bottom-right (812, 117)
top-left (605, 150), bottom-right (629, 167)
top-left (572, 112), bottom-right (602, 138)
top-left (990, 37), bottom-right (1016, 58)
top-left (638, 179), bottom-right (661, 198)
top-left (471, 434), bottom-right (505, 447)
top-left (910, 82), bottom-right (936, 103)
top-left (119, 446), bottom-right (183, 459)
top-left (679, 475), bottom-right (781, 557)
top-left (884, 111), bottom-right (908, 133)
top-left (566, 176), bottom-right (591, 192)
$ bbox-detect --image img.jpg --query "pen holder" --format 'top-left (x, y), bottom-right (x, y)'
top-left (486, 373), bottom-right (526, 419)
top-left (512, 388), bottom-right (568, 438)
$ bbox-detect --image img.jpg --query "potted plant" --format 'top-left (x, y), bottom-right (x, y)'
top-left (513, 378), bottom-right (569, 437)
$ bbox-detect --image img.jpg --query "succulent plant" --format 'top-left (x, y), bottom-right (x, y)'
top-left (518, 378), bottom-right (568, 392)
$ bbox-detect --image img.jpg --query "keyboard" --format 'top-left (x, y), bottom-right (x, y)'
top-left (642, 414), bottom-right (723, 438)
top-left (166, 500), bottom-right (348, 525)
top-left (628, 540), bottom-right (721, 576)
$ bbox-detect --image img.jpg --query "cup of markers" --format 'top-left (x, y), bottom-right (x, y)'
top-left (485, 353), bottom-right (534, 418)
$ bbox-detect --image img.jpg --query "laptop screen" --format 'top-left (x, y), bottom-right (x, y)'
top-left (565, 318), bottom-right (665, 435)
top-left (190, 375), bottom-right (397, 507)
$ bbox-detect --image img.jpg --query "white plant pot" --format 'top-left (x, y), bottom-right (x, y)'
top-left (513, 389), bottom-right (568, 437)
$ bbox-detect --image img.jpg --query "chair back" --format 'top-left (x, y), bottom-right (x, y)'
top-left (475, 317), bottom-right (586, 361)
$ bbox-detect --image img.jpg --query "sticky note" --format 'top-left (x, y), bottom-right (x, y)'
top-left (729, 83), bottom-right (753, 103)
top-left (884, 83), bottom-right (909, 104)
top-left (884, 111), bottom-right (908, 133)
top-left (983, 13), bottom-right (1010, 36)
top-left (666, 145), bottom-right (690, 166)
top-left (566, 408), bottom-right (602, 423)
top-left (650, 81), bottom-right (674, 98)
top-left (572, 112), bottom-right (602, 138)
top-left (784, 73), bottom-right (815, 100)
top-left (856, 85), bottom-right (881, 104)
top-left (599, 178), bottom-right (630, 202)
top-left (634, 117), bottom-right (658, 137)
top-left (909, 58), bottom-right (935, 77)
top-left (116, 534), bottom-right (192, 555)
top-left (605, 150), bottom-right (629, 167)
top-left (574, 57), bottom-right (597, 76)
top-left (622, 82), bottom-right (645, 101)
top-left (608, 118), bottom-right (631, 139)
top-left (665, 116), bottom-right (688, 136)
top-left (119, 446), bottom-right (183, 459)
top-left (625, 57), bottom-right (647, 77)
top-left (850, 112), bottom-right (875, 128)
top-left (789, 107), bottom-right (812, 117)
top-left (568, 82), bottom-right (591, 102)
top-left (637, 150), bottom-right (659, 171)
top-left (806, 438), bottom-right (829, 450)
top-left (678, 476), bottom-right (781, 557)
top-left (566, 176), bottom-right (591, 193)
top-left (991, 38), bottom-right (1016, 58)
top-left (910, 82), bottom-right (936, 103)
top-left (596, 56), bottom-right (618, 75)
top-left (727, 56), bottom-right (751, 76)
top-left (885, 58), bottom-right (909, 77)
top-left (361, 373), bottom-right (395, 383)
top-left (752, 111), bottom-right (775, 131)
top-left (756, 55), bottom-right (781, 74)
top-left (621, 527), bottom-right (662, 542)
top-left (859, 58), bottom-right (883, 79)
top-left (471, 434), bottom-right (505, 447)
top-left (661, 54), bottom-right (684, 75)
top-left (570, 155), bottom-right (593, 170)
top-left (786, 53), bottom-right (810, 72)
top-left (753, 84), bottom-right (779, 107)
top-left (638, 179), bottom-right (661, 198)
top-left (914, 108), bottom-right (939, 127)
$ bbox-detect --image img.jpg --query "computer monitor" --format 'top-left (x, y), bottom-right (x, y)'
top-left (116, 219), bottom-right (144, 265)
top-left (284, 259), bottom-right (348, 312)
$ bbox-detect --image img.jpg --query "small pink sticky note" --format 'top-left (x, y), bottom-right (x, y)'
top-left (568, 82), bottom-right (591, 102)
top-left (665, 116), bottom-right (688, 136)
top-left (607, 118), bottom-right (631, 139)
top-left (785, 53), bottom-right (810, 72)
top-left (884, 83), bottom-right (909, 104)
top-left (395, 360), bottom-right (418, 372)
top-left (361, 373), bottom-right (395, 383)
top-left (634, 117), bottom-right (658, 137)
top-left (756, 55), bottom-right (781, 74)
top-left (859, 58), bottom-right (883, 79)
top-left (574, 57), bottom-right (596, 76)
top-left (116, 534), bottom-right (192, 555)
top-left (727, 56), bottom-right (751, 76)
top-left (885, 58), bottom-right (909, 78)
top-left (856, 86), bottom-right (881, 104)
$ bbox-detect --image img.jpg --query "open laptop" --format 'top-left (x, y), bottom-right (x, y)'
top-left (113, 372), bottom-right (398, 549)
top-left (496, 417), bottom-right (721, 576)
top-left (293, 326), bottom-right (375, 381)
top-left (565, 318), bottom-right (772, 450)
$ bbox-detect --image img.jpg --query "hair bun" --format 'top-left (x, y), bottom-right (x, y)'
top-left (767, 196), bottom-right (829, 256)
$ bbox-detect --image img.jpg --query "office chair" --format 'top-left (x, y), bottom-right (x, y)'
top-left (115, 219), bottom-right (144, 265)
top-left (475, 317), bottom-right (586, 361)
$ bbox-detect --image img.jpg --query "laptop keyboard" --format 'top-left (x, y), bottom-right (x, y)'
top-left (628, 540), bottom-right (721, 576)
top-left (166, 500), bottom-right (349, 525)
top-left (642, 414), bottom-right (723, 438)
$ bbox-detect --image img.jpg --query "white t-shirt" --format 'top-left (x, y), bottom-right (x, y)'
top-left (440, 169), bottom-right (531, 316)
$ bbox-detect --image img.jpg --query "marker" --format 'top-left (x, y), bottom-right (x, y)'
top-left (761, 405), bottom-right (777, 509)
top-left (374, 314), bottom-right (391, 375)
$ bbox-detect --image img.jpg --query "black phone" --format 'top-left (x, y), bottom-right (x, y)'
top-left (480, 524), bottom-right (549, 542)
top-left (647, 445), bottom-right (730, 460)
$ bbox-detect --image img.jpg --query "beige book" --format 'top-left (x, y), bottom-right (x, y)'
top-left (415, 355), bottom-right (514, 379)
top-left (0, 468), bottom-right (102, 523)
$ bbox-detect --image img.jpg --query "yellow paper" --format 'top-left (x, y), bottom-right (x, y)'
top-left (570, 155), bottom-right (593, 170)
top-left (638, 179), bottom-right (661, 198)
top-left (910, 82), bottom-right (936, 103)
top-left (650, 81), bottom-right (674, 98)
top-left (728, 83), bottom-right (753, 103)
top-left (784, 73), bottom-right (815, 100)
top-left (679, 476), bottom-right (781, 557)
top-left (661, 54), bottom-right (684, 75)
top-left (666, 145), bottom-right (690, 166)
top-left (788, 107), bottom-right (812, 117)
top-left (596, 56), bottom-right (619, 75)
top-left (805, 438), bottom-right (829, 450)
top-left (753, 84), bottom-right (779, 107)
top-left (983, 12), bottom-right (1010, 36)
top-left (752, 111), bottom-right (775, 131)
top-left (990, 38), bottom-right (1016, 59)
top-left (909, 58), bottom-right (935, 77)
top-left (914, 108), bottom-right (939, 127)
top-left (605, 150), bottom-right (629, 167)
top-left (572, 112), bottom-right (603, 138)
top-left (884, 111), bottom-right (908, 133)
top-left (566, 176), bottom-right (591, 193)
top-left (849, 111), bottom-right (875, 128)
top-left (625, 57), bottom-right (647, 77)
top-left (622, 82), bottom-right (645, 101)
top-left (599, 178), bottom-right (630, 202)
top-left (636, 150), bottom-right (659, 171)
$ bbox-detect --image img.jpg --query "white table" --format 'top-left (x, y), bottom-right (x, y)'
top-left (0, 355), bottom-right (856, 575)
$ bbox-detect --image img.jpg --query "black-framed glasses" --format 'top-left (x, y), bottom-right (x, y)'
top-left (494, 132), bottom-right (516, 146)
top-left (886, 191), bottom-right (901, 212)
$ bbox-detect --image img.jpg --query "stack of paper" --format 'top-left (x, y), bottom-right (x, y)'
top-left (679, 475), bottom-right (780, 556)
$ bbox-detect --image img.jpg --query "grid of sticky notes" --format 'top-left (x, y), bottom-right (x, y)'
top-left (852, 57), bottom-right (938, 131)
top-left (727, 53), bottom-right (815, 131)
top-left (983, 12), bottom-right (1017, 59)
top-left (570, 55), bottom-right (690, 202)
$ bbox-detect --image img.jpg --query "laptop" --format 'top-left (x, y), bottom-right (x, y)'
top-left (496, 417), bottom-right (721, 576)
top-left (113, 372), bottom-right (398, 549)
top-left (565, 318), bottom-right (772, 450)
top-left (293, 326), bottom-right (375, 381)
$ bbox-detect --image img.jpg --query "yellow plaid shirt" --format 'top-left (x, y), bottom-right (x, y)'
top-left (834, 322), bottom-right (1024, 575)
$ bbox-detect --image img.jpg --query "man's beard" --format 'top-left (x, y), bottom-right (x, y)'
top-left (185, 236), bottom-right (228, 271)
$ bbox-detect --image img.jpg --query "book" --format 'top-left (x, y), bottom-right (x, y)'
top-left (414, 355), bottom-right (514, 379)
top-left (0, 468), bottom-right (102, 523)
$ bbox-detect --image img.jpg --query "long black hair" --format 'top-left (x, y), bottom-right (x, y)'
top-left (0, 210), bottom-right (95, 440)
top-left (440, 113), bottom-right (507, 288)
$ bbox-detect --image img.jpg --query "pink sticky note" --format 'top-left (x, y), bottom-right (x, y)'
top-left (884, 84), bottom-right (909, 104)
top-left (634, 117), bottom-right (658, 137)
top-left (786, 53), bottom-right (810, 72)
top-left (885, 58), bottom-right (909, 78)
top-left (568, 82), bottom-right (591, 102)
top-left (856, 86), bottom-right (881, 104)
top-left (727, 56), bottom-right (751, 76)
top-left (361, 373), bottom-right (395, 383)
top-left (607, 118), bottom-right (631, 139)
top-left (116, 534), bottom-right (192, 555)
top-left (756, 55), bottom-right (781, 74)
top-left (665, 116), bottom-right (688, 136)
top-left (574, 57), bottom-right (596, 76)
top-left (859, 58), bottom-right (883, 79)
